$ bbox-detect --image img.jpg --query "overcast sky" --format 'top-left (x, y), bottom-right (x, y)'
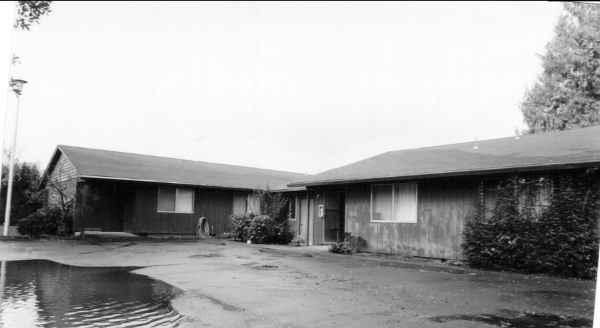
top-left (3, 1), bottom-right (562, 174)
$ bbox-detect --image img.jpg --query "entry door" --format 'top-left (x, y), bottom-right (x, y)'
top-left (323, 191), bottom-right (345, 243)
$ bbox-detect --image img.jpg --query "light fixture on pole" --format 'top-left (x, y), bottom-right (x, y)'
top-left (2, 78), bottom-right (26, 236)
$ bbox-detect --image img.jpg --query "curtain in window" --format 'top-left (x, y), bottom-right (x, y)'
top-left (395, 183), bottom-right (417, 222)
top-left (247, 194), bottom-right (261, 215)
top-left (233, 192), bottom-right (248, 215)
top-left (372, 184), bottom-right (393, 221)
top-left (158, 187), bottom-right (176, 211)
top-left (175, 188), bottom-right (194, 213)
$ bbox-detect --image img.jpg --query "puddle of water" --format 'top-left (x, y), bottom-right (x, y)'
top-left (429, 309), bottom-right (592, 328)
top-left (0, 260), bottom-right (183, 327)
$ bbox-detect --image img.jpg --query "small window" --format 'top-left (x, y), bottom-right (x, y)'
top-left (157, 187), bottom-right (195, 213)
top-left (247, 194), bottom-right (261, 214)
top-left (288, 197), bottom-right (297, 220)
top-left (371, 183), bottom-right (417, 223)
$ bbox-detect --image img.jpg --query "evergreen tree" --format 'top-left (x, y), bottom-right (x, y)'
top-left (0, 162), bottom-right (43, 224)
top-left (521, 3), bottom-right (600, 133)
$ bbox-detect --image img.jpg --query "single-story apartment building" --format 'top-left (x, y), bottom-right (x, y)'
top-left (41, 126), bottom-right (600, 259)
top-left (288, 126), bottom-right (600, 259)
top-left (41, 145), bottom-right (308, 236)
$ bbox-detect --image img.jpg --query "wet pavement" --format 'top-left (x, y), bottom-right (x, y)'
top-left (0, 259), bottom-right (182, 327)
top-left (0, 239), bottom-right (594, 327)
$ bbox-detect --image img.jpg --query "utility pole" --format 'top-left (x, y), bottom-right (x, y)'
top-left (2, 78), bottom-right (26, 236)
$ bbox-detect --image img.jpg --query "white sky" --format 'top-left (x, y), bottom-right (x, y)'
top-left (2, 1), bottom-right (563, 174)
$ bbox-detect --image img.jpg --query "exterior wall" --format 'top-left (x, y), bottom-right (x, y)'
top-left (281, 191), bottom-right (303, 240)
top-left (295, 192), bottom-right (312, 243)
top-left (73, 180), bottom-right (274, 236)
top-left (343, 177), bottom-right (479, 260)
top-left (132, 184), bottom-right (235, 235)
top-left (290, 190), bottom-right (342, 246)
top-left (46, 153), bottom-right (78, 208)
top-left (340, 169), bottom-right (600, 260)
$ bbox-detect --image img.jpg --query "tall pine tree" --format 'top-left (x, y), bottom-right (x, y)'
top-left (521, 3), bottom-right (600, 133)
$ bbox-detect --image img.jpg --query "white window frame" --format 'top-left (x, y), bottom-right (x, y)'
top-left (157, 187), bottom-right (195, 214)
top-left (370, 182), bottom-right (418, 223)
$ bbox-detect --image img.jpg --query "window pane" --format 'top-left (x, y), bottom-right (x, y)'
top-left (247, 194), bottom-right (261, 214)
top-left (175, 188), bottom-right (194, 213)
top-left (233, 193), bottom-right (248, 215)
top-left (395, 183), bottom-right (417, 223)
top-left (372, 185), bottom-right (393, 221)
top-left (288, 197), bottom-right (296, 219)
top-left (157, 187), bottom-right (176, 212)
top-left (484, 187), bottom-right (498, 222)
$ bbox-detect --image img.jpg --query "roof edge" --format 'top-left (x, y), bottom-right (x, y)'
top-left (79, 175), bottom-right (302, 191)
top-left (288, 161), bottom-right (600, 187)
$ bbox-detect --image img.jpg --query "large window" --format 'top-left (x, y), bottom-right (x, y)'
top-left (483, 177), bottom-right (553, 221)
top-left (370, 183), bottom-right (417, 223)
top-left (157, 187), bottom-right (195, 213)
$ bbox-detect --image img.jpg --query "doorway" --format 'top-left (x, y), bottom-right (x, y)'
top-left (322, 190), bottom-right (345, 243)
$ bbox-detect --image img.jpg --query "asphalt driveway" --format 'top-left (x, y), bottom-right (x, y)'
top-left (0, 239), bottom-right (595, 327)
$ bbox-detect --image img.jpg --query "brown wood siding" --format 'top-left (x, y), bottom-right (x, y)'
top-left (46, 153), bottom-right (79, 208)
top-left (133, 185), bottom-right (234, 235)
top-left (344, 178), bottom-right (479, 260)
top-left (49, 153), bottom-right (78, 182)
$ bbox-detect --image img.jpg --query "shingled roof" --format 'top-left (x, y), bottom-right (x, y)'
top-left (289, 126), bottom-right (600, 187)
top-left (44, 145), bottom-right (309, 191)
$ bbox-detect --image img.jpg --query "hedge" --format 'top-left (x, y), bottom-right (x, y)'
top-left (462, 172), bottom-right (599, 279)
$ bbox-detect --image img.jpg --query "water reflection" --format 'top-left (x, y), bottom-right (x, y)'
top-left (0, 260), bottom-right (183, 327)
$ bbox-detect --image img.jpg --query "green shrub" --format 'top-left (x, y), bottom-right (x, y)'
top-left (463, 172), bottom-right (599, 279)
top-left (246, 215), bottom-right (275, 244)
top-left (255, 189), bottom-right (288, 223)
top-left (230, 213), bottom-right (293, 244)
top-left (231, 189), bottom-right (294, 244)
top-left (231, 213), bottom-right (254, 241)
top-left (17, 206), bottom-right (73, 238)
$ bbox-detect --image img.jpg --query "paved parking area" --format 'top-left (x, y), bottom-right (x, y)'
top-left (0, 239), bottom-right (595, 327)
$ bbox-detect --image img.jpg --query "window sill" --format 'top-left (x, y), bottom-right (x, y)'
top-left (370, 220), bottom-right (417, 224)
top-left (157, 210), bottom-right (195, 214)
